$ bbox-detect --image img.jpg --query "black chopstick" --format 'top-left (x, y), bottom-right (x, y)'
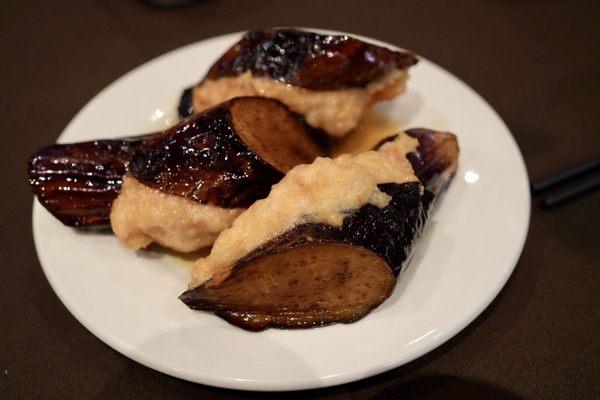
top-left (531, 156), bottom-right (600, 194)
top-left (541, 173), bottom-right (600, 208)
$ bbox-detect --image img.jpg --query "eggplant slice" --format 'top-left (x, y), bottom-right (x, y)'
top-left (29, 96), bottom-right (323, 249)
top-left (190, 243), bottom-right (396, 330)
top-left (110, 96), bottom-right (324, 251)
top-left (129, 96), bottom-right (323, 208)
top-left (181, 28), bottom-right (419, 137)
top-left (28, 134), bottom-right (152, 228)
top-left (180, 129), bottom-right (458, 330)
top-left (180, 182), bottom-right (423, 330)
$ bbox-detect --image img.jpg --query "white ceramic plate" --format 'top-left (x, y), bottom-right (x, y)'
top-left (32, 30), bottom-right (530, 391)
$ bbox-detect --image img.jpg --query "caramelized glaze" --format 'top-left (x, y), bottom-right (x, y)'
top-left (204, 28), bottom-right (418, 90)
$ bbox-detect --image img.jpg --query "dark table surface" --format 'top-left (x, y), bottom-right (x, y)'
top-left (2, 1), bottom-right (599, 399)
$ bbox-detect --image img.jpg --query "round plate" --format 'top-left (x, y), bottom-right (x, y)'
top-left (32, 30), bottom-right (530, 391)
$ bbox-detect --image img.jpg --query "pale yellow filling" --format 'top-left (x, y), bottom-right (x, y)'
top-left (193, 70), bottom-right (408, 138)
top-left (189, 132), bottom-right (419, 288)
top-left (110, 175), bottom-right (244, 253)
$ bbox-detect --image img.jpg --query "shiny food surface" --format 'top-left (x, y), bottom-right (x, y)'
top-left (180, 242), bottom-right (396, 331)
top-left (204, 28), bottom-right (418, 90)
top-left (129, 97), bottom-right (320, 208)
top-left (28, 135), bottom-right (151, 228)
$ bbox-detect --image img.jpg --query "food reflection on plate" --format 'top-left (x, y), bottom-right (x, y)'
top-left (27, 28), bottom-right (459, 331)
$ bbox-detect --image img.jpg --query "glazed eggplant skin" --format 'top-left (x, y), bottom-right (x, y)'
top-left (130, 101), bottom-right (279, 208)
top-left (130, 96), bottom-right (323, 208)
top-left (180, 129), bottom-right (458, 330)
top-left (203, 28), bottom-right (418, 91)
top-left (385, 128), bottom-right (458, 196)
top-left (180, 182), bottom-right (424, 330)
top-left (28, 135), bottom-right (152, 228)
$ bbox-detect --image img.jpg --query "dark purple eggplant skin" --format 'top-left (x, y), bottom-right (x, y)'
top-left (202, 28), bottom-right (418, 91)
top-left (178, 87), bottom-right (194, 119)
top-left (28, 134), bottom-right (153, 228)
top-left (405, 128), bottom-right (459, 194)
top-left (130, 98), bottom-right (291, 208)
top-left (376, 128), bottom-right (459, 198)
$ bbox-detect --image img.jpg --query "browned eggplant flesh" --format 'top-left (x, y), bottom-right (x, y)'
top-left (182, 242), bottom-right (396, 331)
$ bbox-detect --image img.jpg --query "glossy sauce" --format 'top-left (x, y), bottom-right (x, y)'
top-left (332, 110), bottom-right (401, 156)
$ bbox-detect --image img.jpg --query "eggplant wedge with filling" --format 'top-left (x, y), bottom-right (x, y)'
top-left (180, 28), bottom-right (418, 138)
top-left (180, 128), bottom-right (458, 330)
top-left (28, 97), bottom-right (324, 251)
top-left (110, 97), bottom-right (324, 252)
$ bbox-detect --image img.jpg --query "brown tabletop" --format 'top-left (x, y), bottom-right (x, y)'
top-left (2, 1), bottom-right (599, 399)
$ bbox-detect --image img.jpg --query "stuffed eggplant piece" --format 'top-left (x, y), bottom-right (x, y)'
top-left (180, 129), bottom-right (458, 330)
top-left (110, 97), bottom-right (324, 252)
top-left (28, 134), bottom-right (152, 229)
top-left (180, 28), bottom-right (418, 138)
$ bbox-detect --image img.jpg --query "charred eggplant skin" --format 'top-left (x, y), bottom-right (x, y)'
top-left (28, 135), bottom-right (152, 228)
top-left (376, 128), bottom-right (459, 197)
top-left (130, 97), bottom-right (301, 208)
top-left (203, 28), bottom-right (418, 91)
